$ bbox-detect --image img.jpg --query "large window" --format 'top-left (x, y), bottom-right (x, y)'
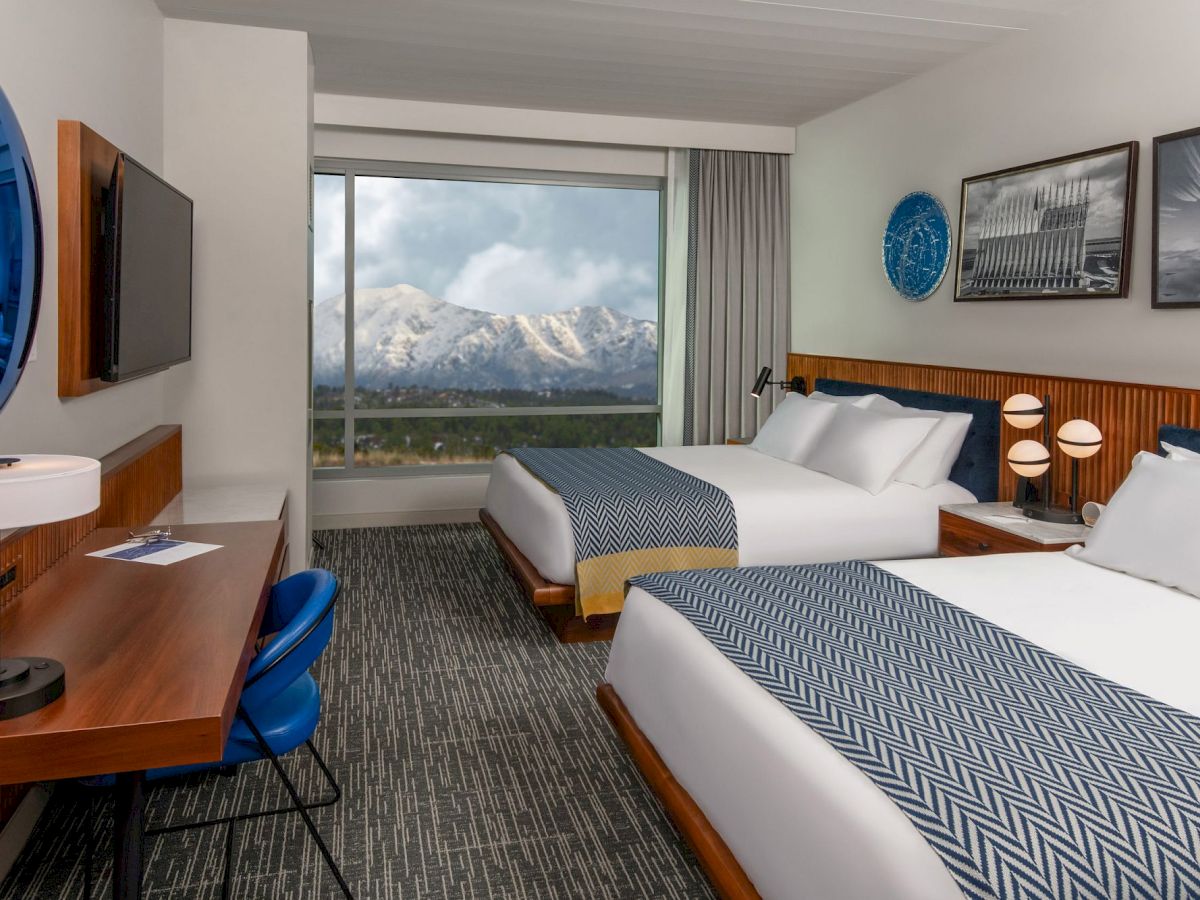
top-left (312, 162), bottom-right (663, 473)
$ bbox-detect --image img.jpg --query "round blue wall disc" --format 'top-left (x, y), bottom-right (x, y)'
top-left (882, 191), bottom-right (951, 301)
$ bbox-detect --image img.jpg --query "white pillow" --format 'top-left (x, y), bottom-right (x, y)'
top-left (1163, 441), bottom-right (1200, 461)
top-left (807, 391), bottom-right (879, 409)
top-left (749, 394), bottom-right (838, 464)
top-left (804, 405), bottom-right (938, 495)
top-left (862, 397), bottom-right (974, 489)
top-left (1067, 453), bottom-right (1200, 598)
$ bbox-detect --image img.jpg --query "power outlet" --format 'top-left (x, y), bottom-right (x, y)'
top-left (0, 564), bottom-right (16, 590)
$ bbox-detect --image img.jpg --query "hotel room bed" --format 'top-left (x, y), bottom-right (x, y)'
top-left (487, 444), bottom-right (975, 586)
top-left (482, 379), bottom-right (1000, 640)
top-left (604, 550), bottom-right (1200, 900)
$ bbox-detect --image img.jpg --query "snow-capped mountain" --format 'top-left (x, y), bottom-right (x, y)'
top-left (313, 284), bottom-right (657, 398)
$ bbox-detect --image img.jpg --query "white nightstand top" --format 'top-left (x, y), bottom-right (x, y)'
top-left (941, 501), bottom-right (1090, 546)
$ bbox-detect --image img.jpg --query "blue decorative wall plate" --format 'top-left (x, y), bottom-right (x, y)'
top-left (882, 191), bottom-right (951, 301)
top-left (0, 87), bottom-right (43, 414)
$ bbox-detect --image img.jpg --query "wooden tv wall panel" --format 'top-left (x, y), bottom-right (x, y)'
top-left (57, 120), bottom-right (120, 398)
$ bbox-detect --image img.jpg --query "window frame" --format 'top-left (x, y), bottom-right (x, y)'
top-left (312, 158), bottom-right (667, 478)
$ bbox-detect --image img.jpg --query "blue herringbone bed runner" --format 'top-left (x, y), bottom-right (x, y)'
top-left (630, 561), bottom-right (1200, 900)
top-left (505, 448), bottom-right (737, 618)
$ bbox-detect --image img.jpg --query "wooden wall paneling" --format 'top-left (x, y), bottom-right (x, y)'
top-left (788, 354), bottom-right (1200, 507)
top-left (57, 120), bottom-right (120, 398)
top-left (97, 425), bottom-right (183, 528)
top-left (0, 425), bottom-right (182, 610)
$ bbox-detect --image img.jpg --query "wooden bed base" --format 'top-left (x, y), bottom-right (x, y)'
top-left (478, 509), bottom-right (618, 643)
top-left (596, 683), bottom-right (760, 900)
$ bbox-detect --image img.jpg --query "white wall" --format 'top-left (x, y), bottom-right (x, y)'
top-left (791, 0), bottom-right (1200, 389)
top-left (163, 19), bottom-right (312, 568)
top-left (0, 0), bottom-right (166, 457)
top-left (316, 94), bottom-right (795, 154)
top-left (312, 474), bottom-right (489, 530)
top-left (315, 127), bottom-right (667, 178)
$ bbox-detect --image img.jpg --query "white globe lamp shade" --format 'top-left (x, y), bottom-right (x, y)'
top-left (1003, 393), bottom-right (1045, 430)
top-left (1057, 419), bottom-right (1103, 459)
top-left (1007, 440), bottom-right (1051, 478)
top-left (0, 455), bottom-right (101, 530)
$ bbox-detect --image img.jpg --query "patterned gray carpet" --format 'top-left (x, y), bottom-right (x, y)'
top-left (0, 524), bottom-right (713, 899)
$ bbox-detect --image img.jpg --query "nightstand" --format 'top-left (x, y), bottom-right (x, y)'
top-left (938, 502), bottom-right (1090, 558)
top-left (726, 437), bottom-right (751, 445)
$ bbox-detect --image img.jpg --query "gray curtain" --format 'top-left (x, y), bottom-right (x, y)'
top-left (684, 149), bottom-right (791, 445)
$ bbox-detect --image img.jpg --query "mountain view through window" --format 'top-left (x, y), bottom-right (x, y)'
top-left (312, 169), bottom-right (662, 469)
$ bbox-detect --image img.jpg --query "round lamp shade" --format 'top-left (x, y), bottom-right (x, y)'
top-left (1003, 393), bottom-right (1045, 430)
top-left (0, 455), bottom-right (101, 530)
top-left (1057, 419), bottom-right (1103, 459)
top-left (1008, 440), bottom-right (1051, 478)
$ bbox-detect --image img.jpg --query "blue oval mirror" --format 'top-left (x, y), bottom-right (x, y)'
top-left (0, 87), bottom-right (43, 415)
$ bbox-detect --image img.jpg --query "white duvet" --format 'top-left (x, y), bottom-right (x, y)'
top-left (485, 445), bottom-right (974, 585)
top-left (606, 552), bottom-right (1200, 900)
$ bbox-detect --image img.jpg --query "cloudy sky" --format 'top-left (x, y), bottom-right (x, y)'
top-left (313, 174), bottom-right (660, 321)
top-left (961, 147), bottom-right (1131, 251)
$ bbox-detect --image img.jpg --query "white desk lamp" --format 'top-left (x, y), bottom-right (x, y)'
top-left (0, 454), bottom-right (101, 719)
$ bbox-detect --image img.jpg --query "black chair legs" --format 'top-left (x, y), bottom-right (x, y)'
top-left (221, 819), bottom-right (236, 900)
top-left (79, 736), bottom-right (348, 899)
top-left (237, 708), bottom-right (355, 899)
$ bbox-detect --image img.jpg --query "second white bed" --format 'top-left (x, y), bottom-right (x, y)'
top-left (486, 444), bottom-right (974, 585)
top-left (605, 551), bottom-right (1200, 900)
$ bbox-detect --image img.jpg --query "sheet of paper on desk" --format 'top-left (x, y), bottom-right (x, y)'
top-left (87, 540), bottom-right (223, 565)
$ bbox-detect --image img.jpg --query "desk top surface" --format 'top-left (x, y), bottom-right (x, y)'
top-left (0, 520), bottom-right (284, 784)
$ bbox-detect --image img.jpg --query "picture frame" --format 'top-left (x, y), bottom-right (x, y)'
top-left (1152, 126), bottom-right (1200, 309)
top-left (954, 142), bottom-right (1138, 302)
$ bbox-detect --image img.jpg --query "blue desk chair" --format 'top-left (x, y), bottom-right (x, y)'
top-left (82, 569), bottom-right (354, 900)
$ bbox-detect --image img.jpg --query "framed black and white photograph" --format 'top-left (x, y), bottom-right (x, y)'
top-left (954, 142), bottom-right (1138, 301)
top-left (1153, 126), bottom-right (1200, 309)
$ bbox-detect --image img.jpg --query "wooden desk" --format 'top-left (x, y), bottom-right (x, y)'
top-left (0, 521), bottom-right (285, 899)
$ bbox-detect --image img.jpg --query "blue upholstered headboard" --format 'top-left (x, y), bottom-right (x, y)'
top-left (1158, 424), bottom-right (1200, 456)
top-left (814, 378), bottom-right (1001, 502)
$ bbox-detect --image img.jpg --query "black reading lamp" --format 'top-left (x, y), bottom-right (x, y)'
top-left (750, 366), bottom-right (806, 398)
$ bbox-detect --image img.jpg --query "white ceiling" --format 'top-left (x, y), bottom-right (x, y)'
top-left (155, 0), bottom-right (1081, 126)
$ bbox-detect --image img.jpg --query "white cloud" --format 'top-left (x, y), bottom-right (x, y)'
top-left (312, 175), bottom-right (660, 320)
top-left (313, 175), bottom-right (346, 304)
top-left (443, 243), bottom-right (657, 321)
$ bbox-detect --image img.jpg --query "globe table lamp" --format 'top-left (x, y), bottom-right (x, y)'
top-left (1002, 393), bottom-right (1046, 431)
top-left (1003, 393), bottom-right (1050, 511)
top-left (0, 455), bottom-right (101, 719)
top-left (1057, 419), bottom-right (1103, 521)
top-left (1007, 439), bottom-right (1052, 478)
top-left (1003, 389), bottom-right (1103, 526)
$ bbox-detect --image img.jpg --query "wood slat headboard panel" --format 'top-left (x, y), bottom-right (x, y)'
top-left (788, 354), bottom-right (1200, 506)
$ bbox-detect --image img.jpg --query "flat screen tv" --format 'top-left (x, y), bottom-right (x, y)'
top-left (102, 152), bottom-right (192, 383)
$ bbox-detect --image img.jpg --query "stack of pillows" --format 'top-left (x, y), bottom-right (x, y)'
top-left (1067, 440), bottom-right (1200, 599)
top-left (748, 390), bottom-right (973, 495)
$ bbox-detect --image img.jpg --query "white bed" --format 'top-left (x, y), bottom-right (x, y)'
top-left (606, 551), bottom-right (1200, 900)
top-left (486, 445), bottom-right (974, 586)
